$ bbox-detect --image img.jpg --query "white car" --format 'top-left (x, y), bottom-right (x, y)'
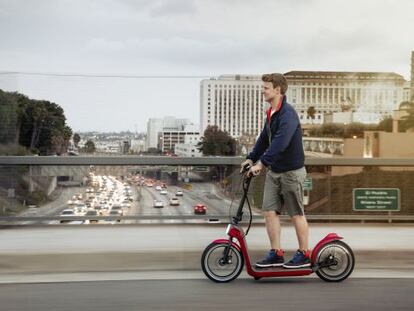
top-left (160, 190), bottom-right (167, 195)
top-left (153, 200), bottom-right (164, 208)
top-left (169, 197), bottom-right (180, 206)
top-left (175, 190), bottom-right (183, 196)
top-left (155, 186), bottom-right (162, 191)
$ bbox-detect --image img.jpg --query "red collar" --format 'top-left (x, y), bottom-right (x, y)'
top-left (266, 96), bottom-right (284, 122)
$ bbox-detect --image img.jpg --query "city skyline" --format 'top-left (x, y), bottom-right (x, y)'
top-left (0, 0), bottom-right (413, 132)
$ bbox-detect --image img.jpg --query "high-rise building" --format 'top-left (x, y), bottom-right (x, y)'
top-left (200, 75), bottom-right (265, 138)
top-left (146, 118), bottom-right (164, 150)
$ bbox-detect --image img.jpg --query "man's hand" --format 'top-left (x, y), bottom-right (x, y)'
top-left (240, 159), bottom-right (253, 173)
top-left (248, 161), bottom-right (264, 177)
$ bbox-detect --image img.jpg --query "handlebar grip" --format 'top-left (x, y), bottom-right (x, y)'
top-left (241, 163), bottom-right (251, 174)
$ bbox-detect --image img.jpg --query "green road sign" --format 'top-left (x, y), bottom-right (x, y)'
top-left (353, 188), bottom-right (400, 211)
top-left (303, 177), bottom-right (312, 191)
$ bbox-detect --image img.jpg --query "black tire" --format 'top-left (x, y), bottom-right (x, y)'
top-left (315, 240), bottom-right (355, 282)
top-left (201, 242), bottom-right (244, 283)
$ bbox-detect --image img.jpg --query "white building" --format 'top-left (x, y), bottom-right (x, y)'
top-left (174, 126), bottom-right (201, 157)
top-left (146, 119), bottom-right (163, 150)
top-left (200, 75), bottom-right (265, 138)
top-left (160, 124), bottom-right (200, 153)
top-left (200, 71), bottom-right (407, 138)
top-left (146, 117), bottom-right (191, 150)
top-left (284, 71), bottom-right (406, 124)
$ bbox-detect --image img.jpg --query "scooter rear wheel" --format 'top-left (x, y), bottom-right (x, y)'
top-left (201, 242), bottom-right (244, 283)
top-left (315, 240), bottom-right (355, 282)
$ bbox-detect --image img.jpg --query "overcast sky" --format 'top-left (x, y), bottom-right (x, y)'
top-left (0, 0), bottom-right (413, 132)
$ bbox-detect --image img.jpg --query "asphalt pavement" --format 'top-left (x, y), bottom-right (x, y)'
top-left (1, 278), bottom-right (413, 311)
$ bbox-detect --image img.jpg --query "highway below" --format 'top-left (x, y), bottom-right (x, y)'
top-left (14, 176), bottom-right (257, 224)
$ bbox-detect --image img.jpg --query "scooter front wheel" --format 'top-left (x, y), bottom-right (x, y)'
top-left (315, 240), bottom-right (355, 282)
top-left (201, 242), bottom-right (244, 283)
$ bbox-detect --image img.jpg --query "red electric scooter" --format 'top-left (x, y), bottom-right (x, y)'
top-left (201, 164), bottom-right (355, 283)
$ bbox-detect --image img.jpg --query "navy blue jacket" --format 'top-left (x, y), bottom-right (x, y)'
top-left (246, 96), bottom-right (304, 173)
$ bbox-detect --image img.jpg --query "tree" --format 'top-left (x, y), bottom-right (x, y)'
top-left (83, 140), bottom-right (96, 153)
top-left (73, 133), bottom-right (81, 147)
top-left (308, 123), bottom-right (344, 138)
top-left (306, 106), bottom-right (316, 123)
top-left (1, 91), bottom-right (73, 155)
top-left (344, 122), bottom-right (373, 138)
top-left (400, 101), bottom-right (414, 132)
top-left (197, 125), bottom-right (237, 156)
top-left (0, 90), bottom-right (18, 144)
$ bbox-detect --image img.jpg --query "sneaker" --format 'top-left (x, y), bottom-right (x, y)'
top-left (256, 249), bottom-right (285, 268)
top-left (283, 250), bottom-right (311, 269)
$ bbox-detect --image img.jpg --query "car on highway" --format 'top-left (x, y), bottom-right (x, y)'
top-left (160, 190), bottom-right (167, 195)
top-left (153, 200), bottom-right (164, 208)
top-left (155, 185), bottom-right (162, 191)
top-left (193, 204), bottom-right (207, 215)
top-left (169, 197), bottom-right (180, 206)
top-left (85, 209), bottom-right (99, 223)
top-left (175, 190), bottom-right (183, 196)
top-left (111, 204), bottom-right (124, 216)
top-left (109, 209), bottom-right (122, 222)
top-left (60, 209), bottom-right (75, 223)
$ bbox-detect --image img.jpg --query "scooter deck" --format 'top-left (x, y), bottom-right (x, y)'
top-left (249, 265), bottom-right (313, 277)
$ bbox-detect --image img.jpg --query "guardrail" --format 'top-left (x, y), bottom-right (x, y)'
top-left (1, 214), bottom-right (414, 224)
top-left (1, 156), bottom-right (414, 166)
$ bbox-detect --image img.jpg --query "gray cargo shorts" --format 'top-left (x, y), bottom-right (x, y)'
top-left (262, 167), bottom-right (307, 216)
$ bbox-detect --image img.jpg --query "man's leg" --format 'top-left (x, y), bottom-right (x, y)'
top-left (281, 167), bottom-right (311, 268)
top-left (291, 215), bottom-right (309, 251)
top-left (255, 172), bottom-right (284, 268)
top-left (264, 211), bottom-right (281, 250)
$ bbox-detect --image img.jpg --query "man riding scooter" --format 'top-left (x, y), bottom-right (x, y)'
top-left (240, 73), bottom-right (310, 269)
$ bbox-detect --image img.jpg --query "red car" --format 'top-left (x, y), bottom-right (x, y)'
top-left (194, 204), bottom-right (206, 215)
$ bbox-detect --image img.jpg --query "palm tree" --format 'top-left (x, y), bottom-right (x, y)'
top-left (73, 133), bottom-right (81, 147)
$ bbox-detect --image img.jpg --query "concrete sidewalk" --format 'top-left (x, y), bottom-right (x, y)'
top-left (0, 223), bottom-right (413, 281)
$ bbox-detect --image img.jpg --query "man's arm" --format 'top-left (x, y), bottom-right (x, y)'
top-left (259, 112), bottom-right (298, 167)
top-left (246, 124), bottom-right (269, 163)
